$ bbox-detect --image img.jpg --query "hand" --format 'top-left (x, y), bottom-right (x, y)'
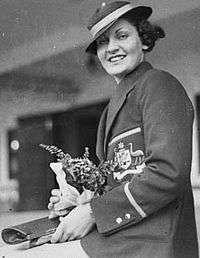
top-left (48, 189), bottom-right (77, 219)
top-left (51, 203), bottom-right (95, 243)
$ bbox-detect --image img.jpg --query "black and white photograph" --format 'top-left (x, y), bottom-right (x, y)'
top-left (0, 0), bottom-right (199, 257)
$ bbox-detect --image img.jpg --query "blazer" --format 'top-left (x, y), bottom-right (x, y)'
top-left (81, 62), bottom-right (199, 258)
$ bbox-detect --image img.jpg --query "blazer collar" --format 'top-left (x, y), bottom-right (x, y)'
top-left (105, 61), bottom-right (153, 151)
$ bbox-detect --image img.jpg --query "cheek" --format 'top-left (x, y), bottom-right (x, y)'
top-left (136, 39), bottom-right (144, 53)
top-left (97, 48), bottom-right (105, 65)
top-left (129, 39), bottom-right (142, 54)
top-left (97, 50), bottom-right (111, 73)
top-left (127, 42), bottom-right (143, 63)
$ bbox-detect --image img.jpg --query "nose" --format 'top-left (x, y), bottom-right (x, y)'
top-left (106, 38), bottom-right (119, 54)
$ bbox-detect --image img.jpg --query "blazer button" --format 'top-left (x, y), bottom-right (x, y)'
top-left (125, 213), bottom-right (131, 219)
top-left (116, 217), bottom-right (122, 224)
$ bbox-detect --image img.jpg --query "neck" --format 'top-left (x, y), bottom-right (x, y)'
top-left (114, 76), bottom-right (122, 84)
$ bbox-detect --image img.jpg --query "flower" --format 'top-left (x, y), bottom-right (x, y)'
top-left (39, 144), bottom-right (115, 195)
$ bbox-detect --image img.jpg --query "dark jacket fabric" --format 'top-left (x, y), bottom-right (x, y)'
top-left (81, 62), bottom-right (199, 258)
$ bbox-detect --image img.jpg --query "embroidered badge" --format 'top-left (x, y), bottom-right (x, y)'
top-left (113, 142), bottom-right (145, 180)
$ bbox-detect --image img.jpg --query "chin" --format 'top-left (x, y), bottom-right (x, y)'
top-left (105, 66), bottom-right (127, 77)
top-left (107, 68), bottom-right (131, 79)
top-left (105, 61), bottom-right (137, 78)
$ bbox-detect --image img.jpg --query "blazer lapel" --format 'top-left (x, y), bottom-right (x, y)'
top-left (104, 62), bottom-right (153, 152)
top-left (104, 81), bottom-right (133, 151)
top-left (96, 106), bottom-right (108, 161)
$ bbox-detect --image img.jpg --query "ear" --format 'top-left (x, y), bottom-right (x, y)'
top-left (142, 45), bottom-right (149, 50)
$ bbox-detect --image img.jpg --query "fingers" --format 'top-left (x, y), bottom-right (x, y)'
top-left (48, 198), bottom-right (59, 211)
top-left (48, 188), bottom-right (76, 220)
top-left (67, 234), bottom-right (77, 241)
top-left (53, 200), bottom-right (75, 211)
top-left (48, 190), bottom-right (61, 211)
top-left (51, 189), bottom-right (61, 196)
top-left (51, 217), bottom-right (78, 243)
top-left (48, 202), bottom-right (53, 210)
top-left (51, 223), bottom-right (64, 243)
top-left (51, 219), bottom-right (71, 243)
top-left (49, 196), bottom-right (60, 205)
top-left (49, 208), bottom-right (70, 219)
top-left (56, 209), bottom-right (70, 217)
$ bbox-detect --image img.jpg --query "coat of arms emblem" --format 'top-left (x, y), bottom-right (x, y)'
top-left (113, 142), bottom-right (145, 180)
top-left (114, 142), bottom-right (132, 169)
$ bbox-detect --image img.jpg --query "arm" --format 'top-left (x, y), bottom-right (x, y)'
top-left (90, 70), bottom-right (194, 235)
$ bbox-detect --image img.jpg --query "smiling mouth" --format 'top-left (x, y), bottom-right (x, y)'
top-left (108, 55), bottom-right (126, 63)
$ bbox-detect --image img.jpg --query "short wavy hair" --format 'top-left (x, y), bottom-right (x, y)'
top-left (123, 13), bottom-right (165, 52)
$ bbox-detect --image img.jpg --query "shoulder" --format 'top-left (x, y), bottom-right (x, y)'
top-left (132, 68), bottom-right (194, 116)
top-left (136, 68), bottom-right (190, 102)
top-left (141, 68), bottom-right (184, 93)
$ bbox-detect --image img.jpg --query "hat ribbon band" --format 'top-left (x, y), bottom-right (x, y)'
top-left (90, 3), bottom-right (134, 38)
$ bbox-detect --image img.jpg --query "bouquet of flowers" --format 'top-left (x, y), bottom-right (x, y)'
top-left (40, 144), bottom-right (116, 200)
top-left (2, 145), bottom-right (116, 248)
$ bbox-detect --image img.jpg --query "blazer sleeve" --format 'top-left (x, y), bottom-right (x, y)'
top-left (90, 70), bottom-right (194, 235)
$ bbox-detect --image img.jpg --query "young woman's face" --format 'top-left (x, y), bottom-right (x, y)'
top-left (96, 19), bottom-right (145, 82)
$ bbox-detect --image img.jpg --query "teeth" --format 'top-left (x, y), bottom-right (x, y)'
top-left (109, 56), bottom-right (125, 62)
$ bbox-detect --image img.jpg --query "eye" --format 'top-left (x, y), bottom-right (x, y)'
top-left (96, 37), bottom-right (108, 47)
top-left (118, 33), bottom-right (128, 40)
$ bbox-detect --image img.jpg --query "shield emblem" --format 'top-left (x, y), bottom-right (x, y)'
top-left (116, 149), bottom-right (131, 169)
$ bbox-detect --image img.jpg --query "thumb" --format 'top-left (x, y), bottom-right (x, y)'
top-left (51, 223), bottom-right (63, 243)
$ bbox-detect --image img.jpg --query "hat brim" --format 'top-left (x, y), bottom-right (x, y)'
top-left (86, 6), bottom-right (152, 55)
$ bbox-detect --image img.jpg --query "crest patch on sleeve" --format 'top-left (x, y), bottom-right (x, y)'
top-left (113, 142), bottom-right (145, 180)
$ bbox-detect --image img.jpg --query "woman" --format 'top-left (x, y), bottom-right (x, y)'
top-left (1, 1), bottom-right (198, 257)
top-left (49, 1), bottom-right (199, 257)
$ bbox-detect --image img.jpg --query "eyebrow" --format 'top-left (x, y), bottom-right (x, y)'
top-left (115, 26), bottom-right (131, 35)
top-left (115, 27), bottom-right (124, 33)
top-left (100, 26), bottom-right (128, 39)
